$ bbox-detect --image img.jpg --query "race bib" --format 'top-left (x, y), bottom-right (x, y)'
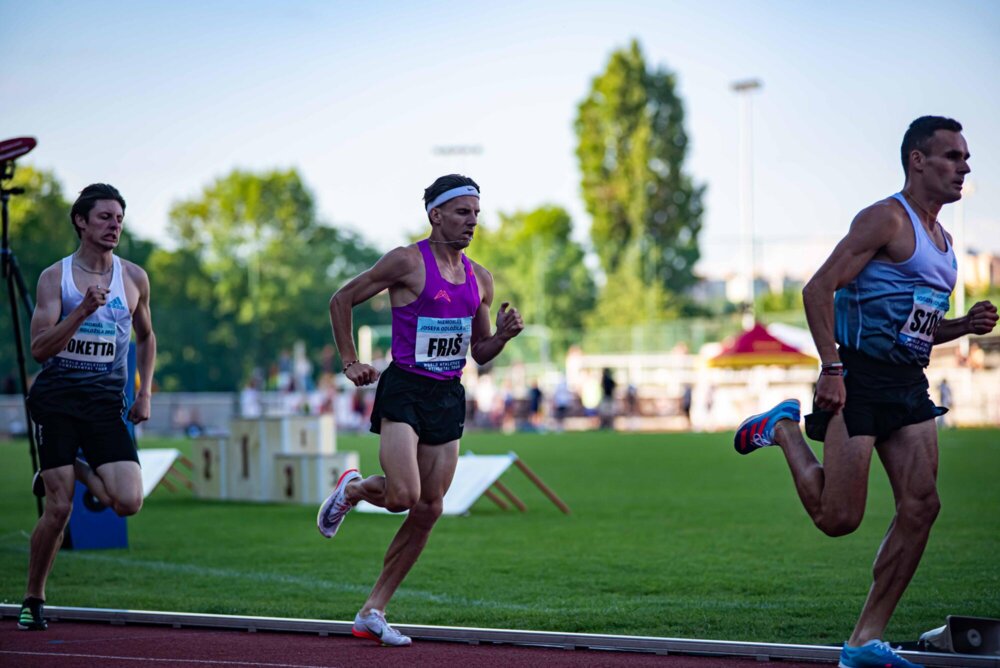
top-left (55, 320), bottom-right (116, 372)
top-left (415, 316), bottom-right (472, 373)
top-left (897, 285), bottom-right (950, 357)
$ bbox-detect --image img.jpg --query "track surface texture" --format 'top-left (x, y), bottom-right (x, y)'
top-left (0, 619), bottom-right (826, 667)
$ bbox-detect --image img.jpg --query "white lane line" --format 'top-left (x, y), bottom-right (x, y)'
top-left (0, 542), bottom-right (543, 613)
top-left (0, 650), bottom-right (340, 668)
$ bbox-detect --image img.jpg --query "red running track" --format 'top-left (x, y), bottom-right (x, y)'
top-left (0, 620), bottom-right (826, 667)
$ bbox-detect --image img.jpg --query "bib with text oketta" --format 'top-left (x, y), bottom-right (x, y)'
top-left (55, 320), bottom-right (116, 372)
top-left (897, 286), bottom-right (950, 357)
top-left (415, 316), bottom-right (473, 373)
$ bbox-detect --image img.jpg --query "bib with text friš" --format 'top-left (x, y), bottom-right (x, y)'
top-left (415, 316), bottom-right (472, 373)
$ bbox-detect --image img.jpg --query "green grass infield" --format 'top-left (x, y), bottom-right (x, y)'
top-left (2, 428), bottom-right (998, 646)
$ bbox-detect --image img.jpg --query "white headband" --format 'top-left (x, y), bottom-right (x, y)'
top-left (426, 185), bottom-right (480, 213)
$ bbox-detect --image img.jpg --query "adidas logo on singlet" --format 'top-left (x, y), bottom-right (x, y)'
top-left (433, 290), bottom-right (452, 303)
top-left (106, 296), bottom-right (127, 311)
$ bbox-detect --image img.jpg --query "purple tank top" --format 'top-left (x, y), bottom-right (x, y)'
top-left (391, 240), bottom-right (481, 380)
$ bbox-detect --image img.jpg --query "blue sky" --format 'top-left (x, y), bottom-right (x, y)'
top-left (3, 0), bottom-right (998, 281)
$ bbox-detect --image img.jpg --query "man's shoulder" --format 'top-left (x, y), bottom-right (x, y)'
top-left (38, 259), bottom-right (63, 279)
top-left (467, 257), bottom-right (493, 282)
top-left (851, 197), bottom-right (907, 235)
top-left (383, 244), bottom-right (422, 270)
top-left (860, 196), bottom-right (907, 222)
top-left (119, 257), bottom-right (150, 284)
top-left (36, 259), bottom-right (66, 289)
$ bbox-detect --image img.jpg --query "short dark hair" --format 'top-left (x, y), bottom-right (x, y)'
top-left (70, 183), bottom-right (126, 238)
top-left (423, 174), bottom-right (480, 211)
top-left (901, 116), bottom-right (963, 175)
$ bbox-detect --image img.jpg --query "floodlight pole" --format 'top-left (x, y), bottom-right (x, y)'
top-left (731, 79), bottom-right (762, 330)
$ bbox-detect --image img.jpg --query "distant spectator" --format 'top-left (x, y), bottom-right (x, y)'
top-left (277, 349), bottom-right (293, 390)
top-left (625, 384), bottom-right (639, 416)
top-left (474, 373), bottom-right (496, 428)
top-left (239, 378), bottom-right (262, 418)
top-left (624, 383), bottom-right (640, 431)
top-left (937, 378), bottom-right (953, 429)
top-left (599, 368), bottom-right (617, 429)
top-left (553, 377), bottom-right (573, 431)
top-left (681, 384), bottom-right (693, 429)
top-left (528, 382), bottom-right (544, 429)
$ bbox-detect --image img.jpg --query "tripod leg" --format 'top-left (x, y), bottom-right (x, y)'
top-left (9, 252), bottom-right (34, 313)
top-left (2, 192), bottom-right (42, 518)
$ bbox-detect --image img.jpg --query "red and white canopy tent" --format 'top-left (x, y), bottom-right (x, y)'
top-left (708, 322), bottom-right (817, 368)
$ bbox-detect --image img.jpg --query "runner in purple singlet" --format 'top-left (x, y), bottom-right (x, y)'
top-left (317, 174), bottom-right (524, 646)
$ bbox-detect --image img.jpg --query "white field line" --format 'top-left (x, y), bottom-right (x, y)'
top-left (0, 541), bottom-right (543, 613)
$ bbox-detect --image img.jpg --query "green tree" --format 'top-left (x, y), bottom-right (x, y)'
top-left (576, 39), bottom-right (705, 322)
top-left (145, 246), bottom-right (240, 391)
top-left (469, 205), bottom-right (596, 333)
top-left (166, 168), bottom-right (387, 389)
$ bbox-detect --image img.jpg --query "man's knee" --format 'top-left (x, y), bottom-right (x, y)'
top-left (817, 508), bottom-right (864, 537)
top-left (898, 491), bottom-right (940, 528)
top-left (42, 497), bottom-right (73, 527)
top-left (409, 498), bottom-right (443, 529)
top-left (112, 494), bottom-right (143, 517)
top-left (385, 487), bottom-right (419, 513)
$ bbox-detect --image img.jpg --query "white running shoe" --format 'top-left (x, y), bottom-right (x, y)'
top-left (316, 469), bottom-right (361, 538)
top-left (352, 609), bottom-right (412, 647)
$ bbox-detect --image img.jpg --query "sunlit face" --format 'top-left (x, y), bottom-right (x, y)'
top-left (75, 199), bottom-right (124, 250)
top-left (430, 195), bottom-right (479, 248)
top-left (912, 130), bottom-right (971, 204)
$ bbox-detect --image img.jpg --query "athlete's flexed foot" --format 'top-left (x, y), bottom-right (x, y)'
top-left (734, 399), bottom-right (801, 454)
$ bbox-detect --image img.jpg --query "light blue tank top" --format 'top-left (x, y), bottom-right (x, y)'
top-left (834, 193), bottom-right (957, 367)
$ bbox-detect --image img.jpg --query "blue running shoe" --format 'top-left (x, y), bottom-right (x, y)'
top-left (733, 399), bottom-right (800, 455)
top-left (839, 640), bottom-right (923, 668)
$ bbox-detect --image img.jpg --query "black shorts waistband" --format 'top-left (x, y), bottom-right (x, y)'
top-left (387, 362), bottom-right (463, 386)
top-left (839, 347), bottom-right (925, 382)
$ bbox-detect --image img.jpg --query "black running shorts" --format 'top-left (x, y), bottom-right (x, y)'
top-left (370, 363), bottom-right (466, 445)
top-left (805, 347), bottom-right (944, 442)
top-left (33, 412), bottom-right (139, 471)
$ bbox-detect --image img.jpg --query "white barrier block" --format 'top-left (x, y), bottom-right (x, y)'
top-left (137, 448), bottom-right (180, 498)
